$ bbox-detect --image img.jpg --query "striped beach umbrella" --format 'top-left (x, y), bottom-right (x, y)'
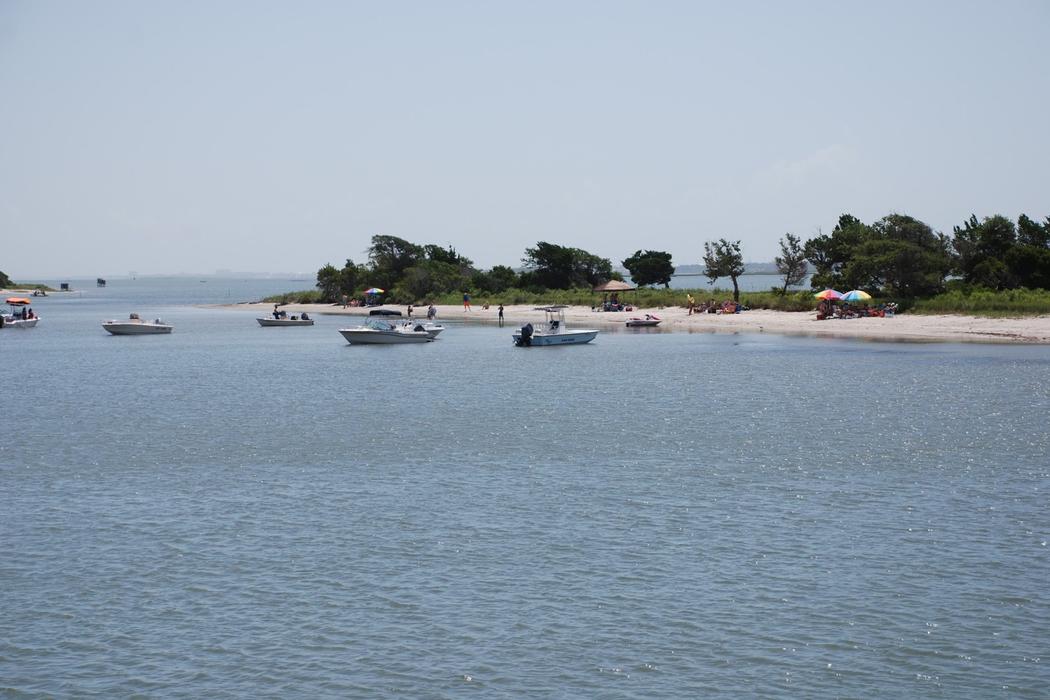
top-left (813, 289), bottom-right (842, 300)
top-left (841, 290), bottom-right (872, 302)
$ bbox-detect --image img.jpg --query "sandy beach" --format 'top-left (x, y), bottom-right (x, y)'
top-left (225, 301), bottom-right (1050, 344)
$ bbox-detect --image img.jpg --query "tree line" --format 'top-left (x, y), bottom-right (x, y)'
top-left (314, 211), bottom-right (1050, 304)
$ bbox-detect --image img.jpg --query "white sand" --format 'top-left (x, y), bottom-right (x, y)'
top-left (226, 302), bottom-right (1050, 344)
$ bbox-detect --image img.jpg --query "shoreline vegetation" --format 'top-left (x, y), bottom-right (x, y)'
top-left (256, 210), bottom-right (1050, 326)
top-left (260, 286), bottom-right (1050, 318)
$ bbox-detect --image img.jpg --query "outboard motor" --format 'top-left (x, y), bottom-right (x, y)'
top-left (517, 322), bottom-right (533, 347)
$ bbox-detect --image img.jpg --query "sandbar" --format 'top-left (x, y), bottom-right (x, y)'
top-left (219, 302), bottom-right (1050, 344)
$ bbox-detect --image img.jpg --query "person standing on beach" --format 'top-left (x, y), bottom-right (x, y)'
top-left (463, 292), bottom-right (471, 311)
top-left (427, 304), bottom-right (436, 320)
top-left (498, 304), bottom-right (504, 327)
top-left (687, 293), bottom-right (696, 315)
top-left (407, 304), bottom-right (413, 318)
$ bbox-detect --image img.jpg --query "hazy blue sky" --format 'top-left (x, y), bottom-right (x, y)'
top-left (2, 0), bottom-right (1047, 278)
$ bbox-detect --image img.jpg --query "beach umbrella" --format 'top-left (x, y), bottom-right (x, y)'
top-left (363, 287), bottom-right (385, 294)
top-left (813, 289), bottom-right (842, 300)
top-left (841, 289), bottom-right (872, 302)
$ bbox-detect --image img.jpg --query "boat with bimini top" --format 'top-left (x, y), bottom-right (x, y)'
top-left (1, 297), bottom-right (39, 329)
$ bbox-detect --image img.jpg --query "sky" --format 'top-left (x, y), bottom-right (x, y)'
top-left (1, 0), bottom-right (1048, 279)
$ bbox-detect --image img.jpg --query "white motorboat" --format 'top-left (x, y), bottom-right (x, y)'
top-left (625, 313), bottom-right (661, 327)
top-left (1, 297), bottom-right (39, 329)
top-left (103, 313), bottom-right (173, 335)
top-left (257, 315), bottom-right (314, 327)
top-left (338, 318), bottom-right (434, 344)
top-left (513, 306), bottom-right (598, 346)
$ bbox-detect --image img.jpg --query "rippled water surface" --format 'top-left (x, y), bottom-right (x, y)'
top-left (2, 280), bottom-right (1049, 698)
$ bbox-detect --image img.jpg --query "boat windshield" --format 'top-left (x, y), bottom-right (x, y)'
top-left (365, 319), bottom-right (394, 331)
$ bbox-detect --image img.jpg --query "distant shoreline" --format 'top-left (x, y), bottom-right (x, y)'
top-left (210, 302), bottom-right (1050, 345)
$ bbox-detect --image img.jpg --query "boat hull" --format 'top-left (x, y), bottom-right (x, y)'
top-left (257, 317), bottom-right (314, 327)
top-left (625, 320), bottom-right (660, 327)
top-left (103, 322), bottom-right (173, 335)
top-left (1, 318), bottom-right (38, 329)
top-left (338, 329), bottom-right (433, 344)
top-left (513, 330), bottom-right (598, 346)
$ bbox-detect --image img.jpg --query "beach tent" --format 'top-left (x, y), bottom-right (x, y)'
top-left (592, 280), bottom-right (637, 310)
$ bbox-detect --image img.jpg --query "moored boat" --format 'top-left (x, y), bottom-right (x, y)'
top-left (513, 306), bottom-right (598, 346)
top-left (103, 313), bottom-right (173, 335)
top-left (625, 313), bottom-right (661, 327)
top-left (338, 318), bottom-right (434, 344)
top-left (1, 297), bottom-right (39, 329)
top-left (257, 315), bottom-right (314, 327)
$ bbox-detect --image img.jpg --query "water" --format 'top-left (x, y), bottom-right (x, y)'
top-left (2, 280), bottom-right (1048, 698)
top-left (666, 272), bottom-right (810, 292)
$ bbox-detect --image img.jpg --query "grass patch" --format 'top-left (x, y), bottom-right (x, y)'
top-left (7, 282), bottom-right (55, 292)
top-left (908, 287), bottom-right (1050, 316)
top-left (260, 289), bottom-right (326, 304)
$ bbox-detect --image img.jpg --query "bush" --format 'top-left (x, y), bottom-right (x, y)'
top-left (261, 289), bottom-right (325, 304)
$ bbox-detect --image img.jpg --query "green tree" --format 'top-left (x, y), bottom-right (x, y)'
top-left (0, 269), bottom-right (11, 288)
top-left (424, 244), bottom-right (474, 270)
top-left (1017, 214), bottom-right (1050, 248)
top-left (850, 214), bottom-right (952, 297)
top-left (622, 250), bottom-right (675, 288)
top-left (315, 259), bottom-right (362, 302)
top-left (774, 233), bottom-right (808, 294)
top-left (804, 214), bottom-right (870, 291)
top-left (1006, 245), bottom-right (1050, 290)
top-left (471, 265), bottom-right (519, 294)
top-left (702, 238), bottom-right (745, 301)
top-left (522, 242), bottom-right (613, 289)
top-left (952, 214), bottom-right (1018, 289)
top-left (367, 235), bottom-right (423, 290)
top-left (401, 259), bottom-right (468, 300)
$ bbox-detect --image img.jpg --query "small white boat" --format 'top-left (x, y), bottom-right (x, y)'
top-left (513, 306), bottom-right (598, 346)
top-left (1, 297), bottom-right (39, 329)
top-left (338, 318), bottom-right (434, 344)
top-left (625, 314), bottom-right (661, 327)
top-left (257, 315), bottom-right (314, 327)
top-left (103, 313), bottom-right (173, 335)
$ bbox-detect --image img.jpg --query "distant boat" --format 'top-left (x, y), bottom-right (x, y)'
top-left (97, 278), bottom-right (106, 287)
top-left (513, 306), bottom-right (598, 346)
top-left (102, 313), bottom-right (172, 335)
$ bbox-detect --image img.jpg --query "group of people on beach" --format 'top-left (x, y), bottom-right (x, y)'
top-left (816, 301), bottom-right (897, 320)
top-left (687, 294), bottom-right (748, 315)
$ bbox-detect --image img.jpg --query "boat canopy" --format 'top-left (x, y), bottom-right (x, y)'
top-left (534, 305), bottom-right (569, 312)
top-left (6, 297), bottom-right (31, 305)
